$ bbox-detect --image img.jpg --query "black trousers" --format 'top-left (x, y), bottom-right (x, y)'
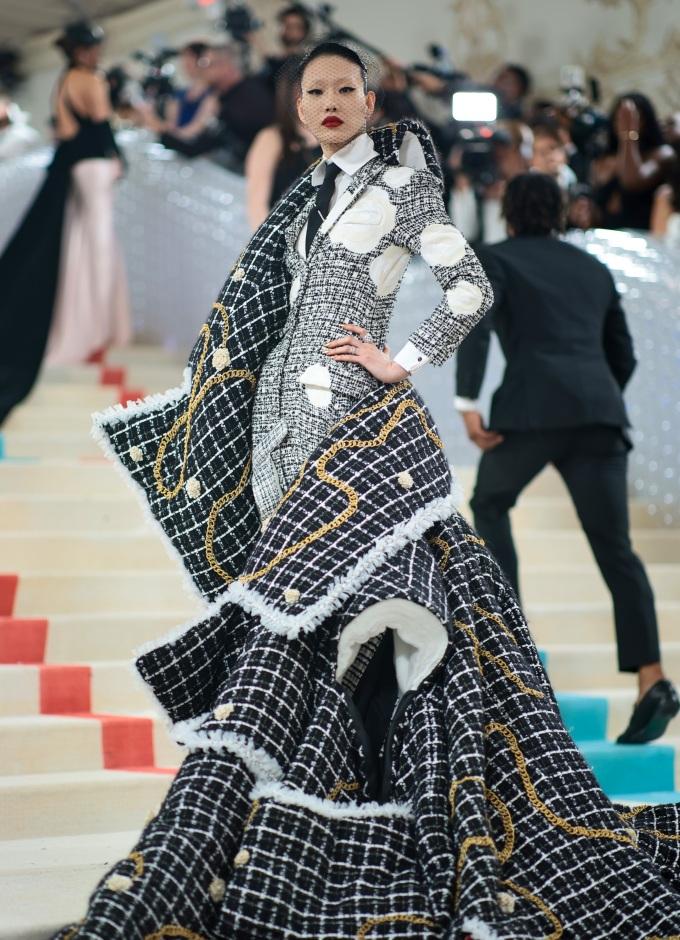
top-left (469, 426), bottom-right (660, 673)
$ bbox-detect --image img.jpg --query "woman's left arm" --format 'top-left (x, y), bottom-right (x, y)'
top-left (389, 167), bottom-right (494, 366)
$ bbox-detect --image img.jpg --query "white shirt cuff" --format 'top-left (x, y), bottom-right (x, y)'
top-left (393, 341), bottom-right (430, 374)
top-left (454, 396), bottom-right (480, 412)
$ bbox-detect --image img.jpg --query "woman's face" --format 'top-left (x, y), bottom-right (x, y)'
top-left (296, 55), bottom-right (375, 154)
top-left (74, 44), bottom-right (103, 68)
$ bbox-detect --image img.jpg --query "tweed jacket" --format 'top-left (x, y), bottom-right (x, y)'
top-left (91, 118), bottom-right (489, 603)
top-left (250, 129), bottom-right (493, 520)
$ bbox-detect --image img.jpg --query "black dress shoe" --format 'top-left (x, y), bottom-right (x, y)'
top-left (616, 679), bottom-right (680, 744)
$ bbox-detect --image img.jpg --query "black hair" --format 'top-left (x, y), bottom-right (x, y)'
top-left (530, 118), bottom-right (562, 144)
top-left (296, 41), bottom-right (368, 94)
top-left (500, 63), bottom-right (532, 97)
top-left (181, 41), bottom-right (211, 60)
top-left (278, 4), bottom-right (312, 35)
top-left (54, 20), bottom-right (104, 64)
top-left (605, 91), bottom-right (665, 154)
top-left (502, 172), bottom-right (565, 236)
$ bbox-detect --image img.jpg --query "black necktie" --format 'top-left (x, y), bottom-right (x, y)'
top-left (305, 161), bottom-right (342, 256)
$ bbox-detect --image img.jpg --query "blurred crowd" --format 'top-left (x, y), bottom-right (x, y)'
top-left (2, 2), bottom-right (679, 242)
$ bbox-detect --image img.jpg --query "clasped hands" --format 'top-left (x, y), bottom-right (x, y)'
top-left (322, 322), bottom-right (409, 384)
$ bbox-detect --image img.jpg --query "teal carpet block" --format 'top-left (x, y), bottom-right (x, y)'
top-left (557, 693), bottom-right (608, 742)
top-left (579, 741), bottom-right (675, 797)
top-left (614, 791), bottom-right (680, 806)
top-left (538, 649), bottom-right (548, 669)
top-left (0, 433), bottom-right (4, 459)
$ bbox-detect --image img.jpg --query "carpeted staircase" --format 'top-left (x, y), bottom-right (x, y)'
top-left (1, 346), bottom-right (678, 938)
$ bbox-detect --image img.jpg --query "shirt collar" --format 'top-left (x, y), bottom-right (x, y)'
top-left (311, 131), bottom-right (377, 185)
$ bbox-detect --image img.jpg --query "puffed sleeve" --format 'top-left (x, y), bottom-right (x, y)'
top-left (390, 167), bottom-right (494, 366)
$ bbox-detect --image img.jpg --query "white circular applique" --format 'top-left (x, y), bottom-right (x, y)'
top-left (213, 703), bottom-right (234, 721)
top-left (212, 347), bottom-right (231, 371)
top-left (397, 470), bottom-right (414, 490)
top-left (106, 874), bottom-right (133, 893)
top-left (129, 445), bottom-right (144, 464)
top-left (209, 877), bottom-right (226, 902)
top-left (446, 281), bottom-right (484, 315)
top-left (289, 275), bottom-right (301, 305)
top-left (233, 849), bottom-right (250, 867)
top-left (419, 224), bottom-right (467, 267)
top-left (283, 587), bottom-right (300, 605)
top-left (232, 266), bottom-right (245, 281)
top-left (185, 476), bottom-right (202, 499)
top-left (328, 186), bottom-right (396, 254)
top-left (497, 891), bottom-right (516, 914)
top-left (382, 166), bottom-right (414, 189)
top-left (297, 363), bottom-right (332, 409)
top-left (369, 245), bottom-right (411, 297)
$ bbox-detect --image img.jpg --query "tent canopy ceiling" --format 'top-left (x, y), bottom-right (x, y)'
top-left (0, 1), bottom-right (162, 47)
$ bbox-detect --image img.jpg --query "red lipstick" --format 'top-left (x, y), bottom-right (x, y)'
top-left (322, 116), bottom-right (343, 127)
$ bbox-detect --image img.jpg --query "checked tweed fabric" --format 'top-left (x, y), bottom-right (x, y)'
top-left (91, 116), bottom-right (491, 601)
top-left (56, 382), bottom-right (680, 940)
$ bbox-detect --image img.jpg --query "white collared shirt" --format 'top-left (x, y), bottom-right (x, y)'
top-left (298, 131), bottom-right (430, 375)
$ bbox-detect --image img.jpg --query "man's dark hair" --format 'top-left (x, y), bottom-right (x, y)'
top-left (296, 41), bottom-right (368, 94)
top-left (278, 4), bottom-right (311, 34)
top-left (181, 41), bottom-right (210, 60)
top-left (502, 63), bottom-right (532, 97)
top-left (502, 172), bottom-right (565, 236)
top-left (530, 118), bottom-right (562, 144)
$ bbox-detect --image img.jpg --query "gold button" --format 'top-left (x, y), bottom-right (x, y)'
top-left (185, 476), bottom-right (202, 499)
top-left (233, 848), bottom-right (250, 867)
top-left (212, 347), bottom-right (231, 371)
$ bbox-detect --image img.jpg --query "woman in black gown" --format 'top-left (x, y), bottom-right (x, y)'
top-left (0, 20), bottom-right (126, 426)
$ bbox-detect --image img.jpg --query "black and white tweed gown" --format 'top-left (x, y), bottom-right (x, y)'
top-left (54, 119), bottom-right (680, 939)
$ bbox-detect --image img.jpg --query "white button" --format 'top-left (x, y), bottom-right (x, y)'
top-left (397, 470), bottom-right (414, 490)
top-left (129, 445), bottom-right (144, 463)
top-left (233, 848), bottom-right (250, 867)
top-left (213, 703), bottom-right (235, 720)
top-left (283, 588), bottom-right (300, 605)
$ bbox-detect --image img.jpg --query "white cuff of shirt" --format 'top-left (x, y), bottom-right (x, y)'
top-left (392, 341), bottom-right (430, 375)
top-left (454, 396), bottom-right (480, 412)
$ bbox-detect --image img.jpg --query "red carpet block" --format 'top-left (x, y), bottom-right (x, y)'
top-left (118, 387), bottom-right (146, 407)
top-left (100, 366), bottom-right (126, 386)
top-left (40, 664), bottom-right (91, 713)
top-left (96, 714), bottom-right (155, 769)
top-left (0, 617), bottom-right (48, 663)
top-left (0, 574), bottom-right (19, 616)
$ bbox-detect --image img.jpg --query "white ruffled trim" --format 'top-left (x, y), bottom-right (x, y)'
top-left (90, 368), bottom-right (207, 605)
top-left (250, 781), bottom-right (413, 819)
top-left (462, 917), bottom-right (499, 940)
top-left (227, 490), bottom-right (460, 639)
top-left (173, 726), bottom-right (283, 781)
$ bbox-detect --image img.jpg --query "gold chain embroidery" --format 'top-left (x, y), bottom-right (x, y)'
top-left (356, 914), bottom-right (436, 938)
top-left (449, 775), bottom-right (515, 864)
top-left (327, 780), bottom-right (361, 801)
top-left (128, 851), bottom-right (144, 879)
top-left (204, 454), bottom-right (253, 582)
top-left (243, 798), bottom-right (261, 830)
top-left (618, 804), bottom-right (651, 820)
top-left (427, 535), bottom-right (451, 572)
top-left (464, 533), bottom-right (486, 546)
top-left (455, 621), bottom-right (545, 699)
top-left (473, 603), bottom-right (518, 645)
top-left (502, 880), bottom-right (564, 939)
top-left (238, 397), bottom-right (440, 584)
top-left (485, 722), bottom-right (636, 846)
top-left (637, 828), bottom-right (680, 842)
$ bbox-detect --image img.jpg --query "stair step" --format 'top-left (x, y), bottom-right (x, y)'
top-left (578, 740), bottom-right (676, 797)
top-left (0, 770), bottom-right (174, 839)
top-left (0, 714), bottom-right (185, 775)
top-left (545, 642), bottom-right (680, 690)
top-left (520, 564), bottom-right (680, 603)
top-left (525, 601), bottom-right (680, 645)
top-left (0, 661), bottom-right (171, 716)
top-left (0, 532), bottom-right (176, 572)
top-left (12, 572), bottom-right (201, 617)
top-left (0, 461), bottom-right (128, 498)
top-left (1, 433), bottom-right (103, 459)
top-left (514, 529), bottom-right (680, 565)
top-left (22, 384), bottom-right (119, 408)
top-left (0, 495), bottom-right (146, 531)
top-left (557, 692), bottom-right (609, 741)
top-left (0, 829), bottom-right (140, 940)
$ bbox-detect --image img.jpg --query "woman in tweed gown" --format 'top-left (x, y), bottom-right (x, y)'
top-left (54, 43), bottom-right (680, 940)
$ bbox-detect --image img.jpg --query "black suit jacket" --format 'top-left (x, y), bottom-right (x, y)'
top-left (456, 235), bottom-right (636, 432)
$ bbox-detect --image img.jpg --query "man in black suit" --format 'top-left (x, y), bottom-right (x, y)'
top-left (455, 172), bottom-right (678, 743)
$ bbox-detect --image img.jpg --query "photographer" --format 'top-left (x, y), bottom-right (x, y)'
top-left (455, 172), bottom-right (678, 743)
top-left (591, 92), bottom-right (676, 230)
top-left (136, 41), bottom-right (218, 139)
